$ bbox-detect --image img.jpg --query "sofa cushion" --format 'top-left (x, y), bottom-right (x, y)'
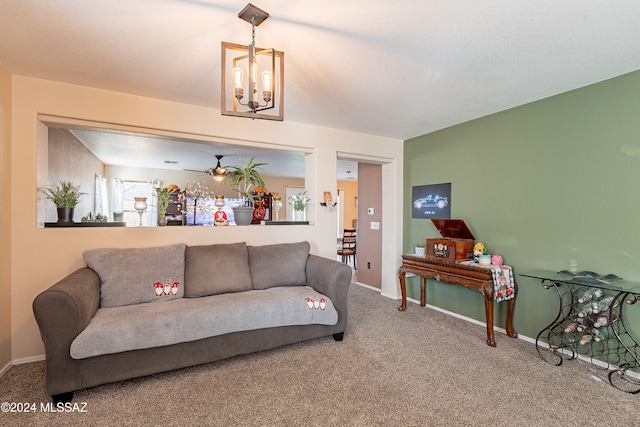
top-left (248, 241), bottom-right (310, 290)
top-left (184, 242), bottom-right (253, 297)
top-left (70, 286), bottom-right (338, 359)
top-left (84, 244), bottom-right (186, 308)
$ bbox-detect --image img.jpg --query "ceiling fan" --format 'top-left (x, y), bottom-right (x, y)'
top-left (185, 154), bottom-right (228, 182)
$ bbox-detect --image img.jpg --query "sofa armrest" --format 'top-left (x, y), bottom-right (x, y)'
top-left (32, 267), bottom-right (100, 395)
top-left (305, 255), bottom-right (352, 329)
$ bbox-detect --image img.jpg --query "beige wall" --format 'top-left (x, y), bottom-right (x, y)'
top-left (0, 64), bottom-right (12, 371)
top-left (44, 128), bottom-right (105, 222)
top-left (10, 75), bottom-right (404, 360)
top-left (338, 180), bottom-right (358, 229)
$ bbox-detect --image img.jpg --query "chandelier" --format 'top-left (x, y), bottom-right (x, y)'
top-left (221, 3), bottom-right (284, 121)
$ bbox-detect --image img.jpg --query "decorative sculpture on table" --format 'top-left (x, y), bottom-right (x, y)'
top-left (474, 242), bottom-right (491, 265)
top-left (473, 242), bottom-right (486, 262)
top-left (214, 195), bottom-right (228, 226)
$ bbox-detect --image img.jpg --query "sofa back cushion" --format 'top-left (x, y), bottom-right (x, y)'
top-left (84, 244), bottom-right (186, 308)
top-left (248, 241), bottom-right (310, 290)
top-left (184, 242), bottom-right (253, 297)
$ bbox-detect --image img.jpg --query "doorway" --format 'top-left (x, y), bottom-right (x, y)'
top-left (336, 158), bottom-right (383, 289)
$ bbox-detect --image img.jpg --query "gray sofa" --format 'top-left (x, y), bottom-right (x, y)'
top-left (33, 241), bottom-right (352, 403)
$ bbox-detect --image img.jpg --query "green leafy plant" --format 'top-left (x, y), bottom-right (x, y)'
top-left (223, 157), bottom-right (267, 207)
top-left (154, 187), bottom-right (176, 217)
top-left (289, 191), bottom-right (310, 211)
top-left (41, 180), bottom-right (86, 208)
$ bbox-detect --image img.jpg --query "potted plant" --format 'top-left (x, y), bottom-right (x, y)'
top-left (289, 191), bottom-right (310, 222)
top-left (41, 180), bottom-right (87, 223)
top-left (155, 187), bottom-right (176, 226)
top-left (223, 157), bottom-right (267, 225)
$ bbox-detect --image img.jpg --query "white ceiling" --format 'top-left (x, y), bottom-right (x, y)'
top-left (3, 1), bottom-right (640, 178)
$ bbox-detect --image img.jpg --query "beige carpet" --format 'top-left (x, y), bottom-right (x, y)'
top-left (1, 284), bottom-right (639, 426)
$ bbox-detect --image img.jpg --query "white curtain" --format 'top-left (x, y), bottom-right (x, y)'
top-left (95, 174), bottom-right (109, 217)
top-left (147, 180), bottom-right (159, 224)
top-left (111, 178), bottom-right (124, 221)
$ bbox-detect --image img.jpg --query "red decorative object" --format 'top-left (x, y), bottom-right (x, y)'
top-left (253, 200), bottom-right (266, 221)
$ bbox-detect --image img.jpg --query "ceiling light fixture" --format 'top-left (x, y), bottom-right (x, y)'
top-left (221, 3), bottom-right (284, 121)
top-left (212, 155), bottom-right (228, 182)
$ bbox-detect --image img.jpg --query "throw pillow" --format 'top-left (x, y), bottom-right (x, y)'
top-left (184, 242), bottom-right (253, 297)
top-left (84, 243), bottom-right (186, 308)
top-left (248, 241), bottom-right (310, 290)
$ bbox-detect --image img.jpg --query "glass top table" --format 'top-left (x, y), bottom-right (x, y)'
top-left (521, 270), bottom-right (640, 294)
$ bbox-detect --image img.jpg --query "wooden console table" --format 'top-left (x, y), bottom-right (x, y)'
top-left (398, 255), bottom-right (518, 347)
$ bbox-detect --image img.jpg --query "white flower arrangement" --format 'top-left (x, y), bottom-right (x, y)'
top-left (289, 191), bottom-right (310, 211)
top-left (183, 181), bottom-right (212, 199)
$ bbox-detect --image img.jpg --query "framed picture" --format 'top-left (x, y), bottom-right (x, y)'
top-left (323, 191), bottom-right (333, 204)
top-left (411, 182), bottom-right (451, 219)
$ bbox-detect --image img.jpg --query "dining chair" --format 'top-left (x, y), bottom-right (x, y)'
top-left (337, 228), bottom-right (357, 269)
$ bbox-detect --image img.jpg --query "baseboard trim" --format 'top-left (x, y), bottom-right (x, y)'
top-left (13, 354), bottom-right (45, 365)
top-left (402, 294), bottom-right (535, 342)
top-left (0, 360), bottom-right (12, 378)
top-left (355, 282), bottom-right (381, 293)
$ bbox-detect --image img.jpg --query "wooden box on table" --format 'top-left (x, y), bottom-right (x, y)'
top-left (426, 219), bottom-right (475, 261)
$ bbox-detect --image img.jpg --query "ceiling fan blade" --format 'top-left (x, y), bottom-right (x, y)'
top-left (183, 168), bottom-right (213, 175)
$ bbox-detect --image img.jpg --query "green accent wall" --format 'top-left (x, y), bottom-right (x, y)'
top-left (404, 70), bottom-right (640, 340)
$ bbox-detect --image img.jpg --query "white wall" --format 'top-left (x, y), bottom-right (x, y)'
top-left (10, 75), bottom-right (404, 360)
top-left (0, 64), bottom-right (12, 371)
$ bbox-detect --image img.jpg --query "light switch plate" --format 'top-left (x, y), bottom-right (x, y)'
top-left (371, 221), bottom-right (380, 230)
top-left (367, 208), bottom-right (374, 215)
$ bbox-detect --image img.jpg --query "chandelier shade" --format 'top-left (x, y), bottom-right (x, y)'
top-left (221, 4), bottom-right (284, 121)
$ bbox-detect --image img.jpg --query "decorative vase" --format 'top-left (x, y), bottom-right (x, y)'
top-left (232, 206), bottom-right (254, 226)
top-left (273, 196), bottom-right (282, 221)
top-left (293, 209), bottom-right (305, 222)
top-left (157, 216), bottom-right (167, 227)
top-left (56, 207), bottom-right (74, 223)
top-left (415, 247), bottom-right (426, 256)
top-left (134, 197), bottom-right (148, 226)
top-left (479, 254), bottom-right (492, 266)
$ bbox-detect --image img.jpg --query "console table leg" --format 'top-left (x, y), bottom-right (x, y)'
top-left (398, 269), bottom-right (407, 311)
top-left (482, 286), bottom-right (496, 347)
top-left (505, 281), bottom-right (518, 338)
top-left (420, 277), bottom-right (426, 307)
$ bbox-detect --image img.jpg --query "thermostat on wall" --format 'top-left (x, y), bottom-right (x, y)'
top-left (367, 208), bottom-right (374, 215)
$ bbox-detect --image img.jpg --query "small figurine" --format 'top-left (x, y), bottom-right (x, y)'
top-left (214, 210), bottom-right (228, 226)
top-left (491, 255), bottom-right (503, 266)
top-left (473, 242), bottom-right (486, 263)
top-left (213, 195), bottom-right (229, 226)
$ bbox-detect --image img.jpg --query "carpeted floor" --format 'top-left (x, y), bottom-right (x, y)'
top-left (1, 283), bottom-right (639, 426)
